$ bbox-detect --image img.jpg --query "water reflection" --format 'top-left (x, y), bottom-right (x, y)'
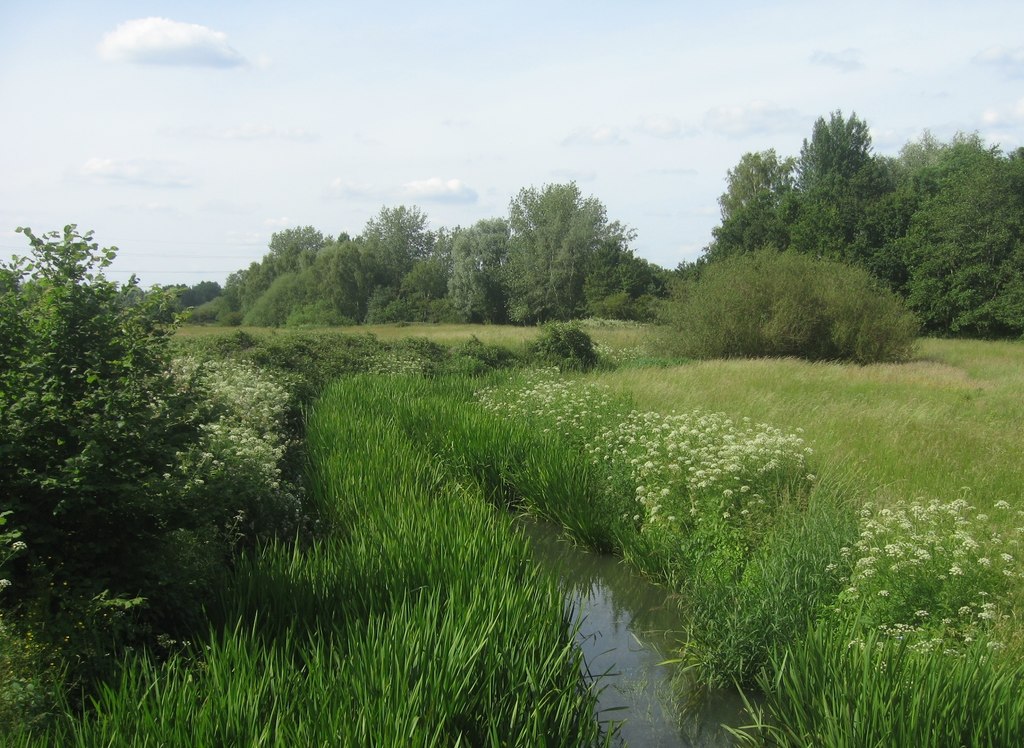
top-left (516, 516), bottom-right (746, 747)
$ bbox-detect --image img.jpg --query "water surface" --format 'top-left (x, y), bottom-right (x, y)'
top-left (517, 517), bottom-right (748, 747)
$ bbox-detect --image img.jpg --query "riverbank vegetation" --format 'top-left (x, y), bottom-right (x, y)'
top-left (3, 221), bottom-right (1022, 743)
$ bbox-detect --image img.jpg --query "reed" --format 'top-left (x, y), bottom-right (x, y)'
top-left (732, 617), bottom-right (1024, 747)
top-left (19, 375), bottom-right (616, 746)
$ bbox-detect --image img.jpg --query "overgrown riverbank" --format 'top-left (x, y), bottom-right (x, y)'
top-left (6, 316), bottom-right (1024, 745)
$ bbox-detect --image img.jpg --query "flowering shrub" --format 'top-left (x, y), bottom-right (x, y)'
top-left (836, 497), bottom-right (1021, 651)
top-left (172, 358), bottom-right (304, 542)
top-left (477, 372), bottom-right (815, 582)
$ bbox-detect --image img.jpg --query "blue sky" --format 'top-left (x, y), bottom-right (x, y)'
top-left (2, 0), bottom-right (1022, 286)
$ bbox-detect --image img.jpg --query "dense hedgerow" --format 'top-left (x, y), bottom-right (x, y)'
top-left (175, 330), bottom-right (524, 401)
top-left (662, 251), bottom-right (919, 364)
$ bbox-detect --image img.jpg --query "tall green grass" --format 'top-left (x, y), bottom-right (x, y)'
top-left (18, 375), bottom-right (616, 747)
top-left (731, 618), bottom-right (1024, 747)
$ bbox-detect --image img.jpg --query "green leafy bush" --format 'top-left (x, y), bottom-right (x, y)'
top-left (444, 336), bottom-right (522, 376)
top-left (661, 251), bottom-right (919, 363)
top-left (0, 227), bottom-right (190, 610)
top-left (0, 228), bottom-right (312, 704)
top-left (528, 321), bottom-right (598, 371)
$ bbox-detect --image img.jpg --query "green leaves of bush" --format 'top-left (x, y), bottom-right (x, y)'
top-left (662, 251), bottom-right (920, 363)
top-left (528, 321), bottom-right (598, 371)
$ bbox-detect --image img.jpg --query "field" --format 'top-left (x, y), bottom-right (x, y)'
top-left (17, 323), bottom-right (1023, 745)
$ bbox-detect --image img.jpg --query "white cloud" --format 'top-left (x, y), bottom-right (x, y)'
top-left (327, 177), bottom-right (477, 204)
top-left (974, 46), bottom-right (1024, 77)
top-left (98, 17), bottom-right (247, 68)
top-left (562, 125), bottom-right (628, 146)
top-left (327, 178), bottom-right (380, 200)
top-left (79, 157), bottom-right (193, 188)
top-left (398, 178), bottom-right (478, 204)
top-left (810, 48), bottom-right (864, 73)
top-left (703, 102), bottom-right (804, 137)
top-left (263, 217), bottom-right (291, 227)
top-left (979, 98), bottom-right (1024, 126)
top-left (635, 115), bottom-right (695, 139)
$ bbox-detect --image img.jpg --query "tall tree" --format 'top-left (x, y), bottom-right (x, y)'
top-left (708, 149), bottom-right (796, 260)
top-left (360, 205), bottom-right (434, 289)
top-left (901, 138), bottom-right (1024, 335)
top-left (790, 110), bottom-right (893, 264)
top-left (506, 182), bottom-right (625, 323)
top-left (223, 226), bottom-right (326, 317)
top-left (449, 218), bottom-right (511, 323)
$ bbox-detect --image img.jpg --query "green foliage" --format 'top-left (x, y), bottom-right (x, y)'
top-left (834, 497), bottom-right (1020, 649)
top-left (20, 375), bottom-right (618, 744)
top-left (528, 321), bottom-right (599, 371)
top-left (507, 182), bottom-right (636, 323)
top-left (661, 251), bottom-right (919, 363)
top-left (448, 218), bottom-right (511, 323)
top-left (735, 619), bottom-right (1024, 747)
top-left (0, 225), bottom-right (190, 614)
top-left (704, 117), bottom-right (1024, 339)
top-left (0, 228), bottom-right (310, 712)
top-left (709, 149), bottom-right (797, 262)
top-left (0, 614), bottom-right (59, 735)
top-left (899, 136), bottom-right (1024, 336)
top-left (284, 300), bottom-right (354, 327)
top-left (446, 336), bottom-right (522, 376)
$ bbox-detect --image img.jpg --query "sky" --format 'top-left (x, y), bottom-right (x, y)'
top-left (1, 0), bottom-right (1022, 287)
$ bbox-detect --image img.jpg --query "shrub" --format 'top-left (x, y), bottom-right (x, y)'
top-left (0, 226), bottom-right (190, 609)
top-left (661, 251), bottom-right (919, 363)
top-left (444, 336), bottom-right (521, 376)
top-left (0, 226), bottom-right (209, 684)
top-left (528, 321), bottom-right (598, 371)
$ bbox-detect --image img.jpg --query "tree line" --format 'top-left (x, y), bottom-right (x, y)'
top-left (701, 111), bottom-right (1024, 337)
top-left (190, 183), bottom-right (669, 327)
top-left (183, 112), bottom-right (1024, 338)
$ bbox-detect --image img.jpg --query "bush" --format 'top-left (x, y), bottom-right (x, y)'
top-left (284, 301), bottom-right (354, 328)
top-left (0, 227), bottom-right (190, 603)
top-left (1, 230), bottom-right (309, 676)
top-left (528, 321), bottom-right (598, 371)
top-left (444, 336), bottom-right (521, 376)
top-left (661, 251), bottom-right (919, 363)
top-left (0, 226), bottom-right (204, 682)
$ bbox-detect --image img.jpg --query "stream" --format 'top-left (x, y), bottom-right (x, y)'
top-left (517, 517), bottom-right (749, 747)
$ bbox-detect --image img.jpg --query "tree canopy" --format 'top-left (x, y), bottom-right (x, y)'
top-left (703, 113), bottom-right (1024, 337)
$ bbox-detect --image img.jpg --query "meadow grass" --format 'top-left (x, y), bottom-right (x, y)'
top-left (730, 618), bottom-right (1024, 747)
top-left (471, 335), bottom-right (1024, 742)
top-left (174, 320), bottom-right (653, 358)
top-left (176, 323), bottom-right (539, 351)
top-left (594, 337), bottom-right (1024, 511)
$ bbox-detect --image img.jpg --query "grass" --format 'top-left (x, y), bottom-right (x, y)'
top-left (23, 324), bottom-right (1023, 744)
top-left (174, 320), bottom-right (652, 359)
top-left (594, 337), bottom-right (1024, 510)
top-left (468, 331), bottom-right (1024, 741)
top-left (731, 618), bottom-right (1024, 747)
top-left (17, 376), bottom-right (617, 747)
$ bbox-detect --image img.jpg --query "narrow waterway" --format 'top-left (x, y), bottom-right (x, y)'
top-left (517, 517), bottom-right (748, 747)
